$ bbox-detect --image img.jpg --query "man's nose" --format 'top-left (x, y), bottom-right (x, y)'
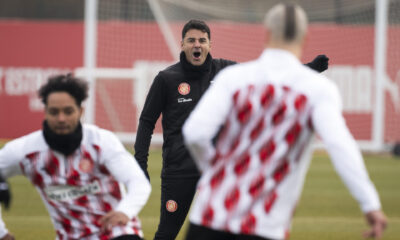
top-left (57, 113), bottom-right (66, 121)
top-left (194, 40), bottom-right (201, 47)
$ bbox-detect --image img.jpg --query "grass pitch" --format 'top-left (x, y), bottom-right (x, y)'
top-left (1, 143), bottom-right (399, 240)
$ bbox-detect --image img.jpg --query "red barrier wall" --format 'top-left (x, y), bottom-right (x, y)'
top-left (0, 20), bottom-right (399, 144)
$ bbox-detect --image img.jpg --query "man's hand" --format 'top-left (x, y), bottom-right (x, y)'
top-left (0, 176), bottom-right (11, 210)
top-left (0, 233), bottom-right (15, 240)
top-left (99, 211), bottom-right (130, 232)
top-left (305, 54), bottom-right (329, 73)
top-left (363, 210), bottom-right (387, 239)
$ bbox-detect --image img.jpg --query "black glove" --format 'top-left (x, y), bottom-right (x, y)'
top-left (0, 175), bottom-right (11, 210)
top-left (305, 54), bottom-right (329, 73)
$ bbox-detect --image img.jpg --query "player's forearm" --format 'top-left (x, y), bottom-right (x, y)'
top-left (107, 152), bottom-right (151, 218)
top-left (313, 93), bottom-right (381, 212)
top-left (115, 174), bottom-right (151, 218)
top-left (115, 159), bottom-right (151, 218)
top-left (315, 112), bottom-right (381, 212)
top-left (326, 134), bottom-right (381, 212)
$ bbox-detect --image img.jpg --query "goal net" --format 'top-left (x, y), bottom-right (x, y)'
top-left (78, 0), bottom-right (400, 151)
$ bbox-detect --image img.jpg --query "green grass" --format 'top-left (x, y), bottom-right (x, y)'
top-left (1, 142), bottom-right (399, 240)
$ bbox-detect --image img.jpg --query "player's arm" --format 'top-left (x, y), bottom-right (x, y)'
top-left (0, 140), bottom-right (26, 240)
top-left (304, 54), bottom-right (329, 73)
top-left (312, 80), bottom-right (387, 239)
top-left (101, 131), bottom-right (151, 230)
top-left (134, 74), bottom-right (166, 180)
top-left (183, 69), bottom-right (233, 171)
top-left (0, 139), bottom-right (26, 211)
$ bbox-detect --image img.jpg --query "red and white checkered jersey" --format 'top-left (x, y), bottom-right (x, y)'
top-left (183, 49), bottom-right (381, 240)
top-left (0, 124), bottom-right (151, 240)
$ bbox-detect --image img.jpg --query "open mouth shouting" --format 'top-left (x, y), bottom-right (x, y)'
top-left (192, 50), bottom-right (202, 61)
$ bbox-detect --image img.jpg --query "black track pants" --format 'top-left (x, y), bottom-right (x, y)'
top-left (153, 177), bottom-right (199, 240)
top-left (184, 223), bottom-right (275, 240)
top-left (112, 234), bottom-right (143, 240)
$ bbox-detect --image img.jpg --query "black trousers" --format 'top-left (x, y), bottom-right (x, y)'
top-left (184, 223), bottom-right (275, 240)
top-left (153, 177), bottom-right (199, 240)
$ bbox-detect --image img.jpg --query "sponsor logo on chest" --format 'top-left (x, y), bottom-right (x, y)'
top-left (44, 180), bottom-right (101, 202)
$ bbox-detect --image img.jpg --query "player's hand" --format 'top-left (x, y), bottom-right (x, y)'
top-left (305, 54), bottom-right (329, 73)
top-left (362, 210), bottom-right (387, 239)
top-left (0, 176), bottom-right (11, 210)
top-left (99, 211), bottom-right (130, 232)
top-left (0, 233), bottom-right (15, 240)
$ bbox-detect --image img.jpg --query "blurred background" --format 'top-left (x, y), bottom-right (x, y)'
top-left (0, 0), bottom-right (400, 153)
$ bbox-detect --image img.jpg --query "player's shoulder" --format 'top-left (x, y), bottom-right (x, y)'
top-left (2, 129), bottom-right (46, 155)
top-left (209, 60), bottom-right (259, 93)
top-left (83, 124), bottom-right (113, 137)
top-left (82, 124), bottom-right (121, 145)
top-left (160, 62), bottom-right (181, 75)
top-left (299, 65), bottom-right (340, 99)
top-left (217, 59), bottom-right (258, 77)
top-left (302, 65), bottom-right (336, 88)
top-left (212, 58), bottom-right (237, 68)
top-left (155, 62), bottom-right (183, 83)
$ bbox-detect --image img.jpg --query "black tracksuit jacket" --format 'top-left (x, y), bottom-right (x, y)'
top-left (134, 52), bottom-right (236, 179)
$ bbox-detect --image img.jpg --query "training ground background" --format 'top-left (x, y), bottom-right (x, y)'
top-left (1, 142), bottom-right (399, 240)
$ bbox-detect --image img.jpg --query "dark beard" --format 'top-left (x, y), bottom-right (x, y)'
top-left (42, 121), bottom-right (83, 156)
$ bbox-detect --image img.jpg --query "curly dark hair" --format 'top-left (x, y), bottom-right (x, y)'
top-left (38, 73), bottom-right (89, 107)
top-left (182, 19), bottom-right (211, 40)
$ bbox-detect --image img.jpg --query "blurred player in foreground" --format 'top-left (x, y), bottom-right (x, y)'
top-left (134, 18), bottom-right (329, 240)
top-left (183, 3), bottom-right (387, 240)
top-left (0, 74), bottom-right (151, 240)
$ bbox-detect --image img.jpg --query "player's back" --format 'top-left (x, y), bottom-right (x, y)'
top-left (188, 48), bottom-right (340, 239)
top-left (212, 48), bottom-right (335, 161)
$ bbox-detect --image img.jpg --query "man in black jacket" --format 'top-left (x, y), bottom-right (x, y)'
top-left (134, 19), bottom-right (329, 240)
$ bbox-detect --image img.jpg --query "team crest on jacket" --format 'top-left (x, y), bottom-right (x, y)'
top-left (166, 200), bottom-right (178, 212)
top-left (79, 158), bottom-right (93, 173)
top-left (178, 82), bottom-right (190, 95)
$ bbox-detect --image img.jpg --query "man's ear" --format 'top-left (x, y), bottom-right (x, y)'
top-left (181, 40), bottom-right (184, 50)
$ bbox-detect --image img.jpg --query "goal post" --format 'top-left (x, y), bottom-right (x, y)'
top-left (80, 0), bottom-right (400, 152)
top-left (372, 0), bottom-right (388, 152)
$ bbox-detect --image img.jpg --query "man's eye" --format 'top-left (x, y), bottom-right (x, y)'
top-left (48, 109), bottom-right (59, 116)
top-left (64, 108), bottom-right (75, 115)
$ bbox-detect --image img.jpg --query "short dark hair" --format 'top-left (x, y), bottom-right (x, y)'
top-left (38, 73), bottom-right (89, 107)
top-left (182, 19), bottom-right (211, 40)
